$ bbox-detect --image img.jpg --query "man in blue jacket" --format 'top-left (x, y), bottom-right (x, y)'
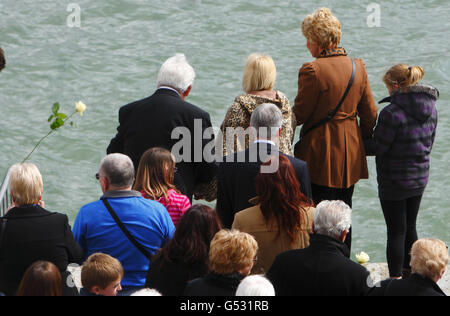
top-left (73, 153), bottom-right (175, 295)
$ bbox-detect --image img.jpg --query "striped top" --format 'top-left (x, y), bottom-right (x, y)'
top-left (141, 189), bottom-right (191, 227)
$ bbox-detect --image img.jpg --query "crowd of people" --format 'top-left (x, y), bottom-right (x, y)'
top-left (0, 7), bottom-right (447, 297)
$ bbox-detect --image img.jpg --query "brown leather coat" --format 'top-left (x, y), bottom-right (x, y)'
top-left (293, 48), bottom-right (378, 188)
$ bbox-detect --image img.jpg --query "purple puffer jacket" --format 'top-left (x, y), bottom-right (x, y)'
top-left (365, 85), bottom-right (439, 200)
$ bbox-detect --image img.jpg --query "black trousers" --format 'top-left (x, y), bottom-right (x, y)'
top-left (380, 195), bottom-right (422, 278)
top-left (311, 183), bottom-right (355, 255)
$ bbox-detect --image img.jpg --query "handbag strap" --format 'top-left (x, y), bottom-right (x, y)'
top-left (301, 58), bottom-right (356, 138)
top-left (102, 199), bottom-right (151, 259)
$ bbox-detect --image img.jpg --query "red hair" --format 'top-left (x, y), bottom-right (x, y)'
top-left (255, 155), bottom-right (313, 243)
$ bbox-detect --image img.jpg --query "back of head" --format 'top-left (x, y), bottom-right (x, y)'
top-left (99, 153), bottom-right (135, 188)
top-left (236, 275), bottom-right (275, 296)
top-left (9, 163), bottom-right (43, 206)
top-left (314, 200), bottom-right (352, 240)
top-left (0, 47), bottom-right (5, 72)
top-left (209, 229), bottom-right (258, 275)
top-left (16, 261), bottom-right (62, 296)
top-left (242, 53), bottom-right (277, 93)
top-left (302, 7), bottom-right (341, 49)
top-left (410, 239), bottom-right (449, 281)
top-left (159, 204), bottom-right (222, 266)
top-left (255, 155), bottom-right (311, 243)
top-left (250, 103), bottom-right (283, 140)
top-left (130, 288), bottom-right (162, 296)
top-left (134, 147), bottom-right (176, 199)
top-left (383, 64), bottom-right (425, 92)
top-left (156, 53), bottom-right (195, 93)
top-left (81, 253), bottom-right (124, 292)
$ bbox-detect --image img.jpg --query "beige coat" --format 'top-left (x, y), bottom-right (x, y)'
top-left (232, 204), bottom-right (315, 275)
top-left (293, 48), bottom-right (378, 188)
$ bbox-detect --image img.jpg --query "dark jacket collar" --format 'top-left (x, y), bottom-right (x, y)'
top-left (409, 273), bottom-right (447, 296)
top-left (318, 47), bottom-right (348, 58)
top-left (154, 87), bottom-right (182, 99)
top-left (3, 205), bottom-right (52, 219)
top-left (205, 272), bottom-right (245, 289)
top-left (309, 234), bottom-right (350, 258)
top-left (101, 190), bottom-right (142, 199)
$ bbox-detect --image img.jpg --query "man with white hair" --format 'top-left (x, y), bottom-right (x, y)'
top-left (216, 103), bottom-right (312, 228)
top-left (73, 154), bottom-right (175, 295)
top-left (107, 54), bottom-right (216, 201)
top-left (266, 200), bottom-right (372, 296)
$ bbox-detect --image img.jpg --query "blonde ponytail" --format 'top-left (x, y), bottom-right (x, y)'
top-left (407, 66), bottom-right (425, 87)
top-left (383, 64), bottom-right (425, 92)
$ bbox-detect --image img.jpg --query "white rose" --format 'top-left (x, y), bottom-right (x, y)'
top-left (75, 101), bottom-right (87, 116)
top-left (356, 251), bottom-right (370, 264)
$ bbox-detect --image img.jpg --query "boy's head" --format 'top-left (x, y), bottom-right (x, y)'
top-left (81, 253), bottom-right (124, 296)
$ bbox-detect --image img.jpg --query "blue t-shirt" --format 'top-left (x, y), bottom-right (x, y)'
top-left (73, 193), bottom-right (175, 289)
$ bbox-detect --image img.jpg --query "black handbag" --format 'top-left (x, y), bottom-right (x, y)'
top-left (295, 58), bottom-right (356, 152)
top-left (102, 199), bottom-right (151, 260)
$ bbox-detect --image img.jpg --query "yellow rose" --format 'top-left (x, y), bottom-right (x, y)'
top-left (356, 251), bottom-right (370, 264)
top-left (75, 101), bottom-right (87, 116)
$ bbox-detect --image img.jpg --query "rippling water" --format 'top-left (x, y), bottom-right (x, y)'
top-left (1, 0), bottom-right (449, 261)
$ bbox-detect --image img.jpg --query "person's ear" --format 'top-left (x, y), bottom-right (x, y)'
top-left (340, 230), bottom-right (348, 243)
top-left (91, 286), bottom-right (101, 295)
top-left (182, 85), bottom-right (192, 99)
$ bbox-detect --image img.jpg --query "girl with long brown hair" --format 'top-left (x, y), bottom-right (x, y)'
top-left (134, 147), bottom-right (191, 227)
top-left (232, 154), bottom-right (315, 274)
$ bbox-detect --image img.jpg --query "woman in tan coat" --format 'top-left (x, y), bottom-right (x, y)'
top-left (293, 8), bottom-right (378, 251)
top-left (232, 155), bottom-right (315, 274)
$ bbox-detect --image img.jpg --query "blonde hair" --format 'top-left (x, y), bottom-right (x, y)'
top-left (410, 239), bottom-right (449, 280)
top-left (209, 229), bottom-right (258, 275)
top-left (242, 53), bottom-right (277, 93)
top-left (81, 253), bottom-right (124, 291)
top-left (383, 64), bottom-right (425, 92)
top-left (9, 163), bottom-right (43, 206)
top-left (301, 7), bottom-right (342, 49)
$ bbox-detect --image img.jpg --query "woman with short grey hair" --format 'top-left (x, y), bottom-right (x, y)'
top-left (0, 163), bottom-right (83, 296)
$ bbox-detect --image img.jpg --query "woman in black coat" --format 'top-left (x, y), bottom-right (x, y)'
top-left (369, 239), bottom-right (448, 296)
top-left (0, 163), bottom-right (83, 296)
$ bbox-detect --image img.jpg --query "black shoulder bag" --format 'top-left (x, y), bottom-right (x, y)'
top-left (102, 199), bottom-right (151, 260)
top-left (299, 58), bottom-right (356, 139)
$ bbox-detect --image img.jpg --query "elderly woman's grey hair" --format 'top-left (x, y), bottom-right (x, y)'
top-left (314, 200), bottom-right (352, 240)
top-left (99, 154), bottom-right (135, 188)
top-left (250, 103), bottom-right (283, 140)
top-left (156, 53), bottom-right (196, 93)
top-left (236, 275), bottom-right (275, 296)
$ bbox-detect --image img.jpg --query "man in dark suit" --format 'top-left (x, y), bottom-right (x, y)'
top-left (266, 200), bottom-right (372, 296)
top-left (216, 103), bottom-right (312, 228)
top-left (107, 54), bottom-right (216, 201)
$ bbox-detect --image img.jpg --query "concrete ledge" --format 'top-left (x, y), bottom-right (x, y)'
top-left (68, 263), bottom-right (450, 295)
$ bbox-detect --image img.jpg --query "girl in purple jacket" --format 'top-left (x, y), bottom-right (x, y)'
top-left (365, 64), bottom-right (439, 279)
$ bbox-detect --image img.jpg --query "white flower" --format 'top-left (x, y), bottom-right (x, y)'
top-left (75, 101), bottom-right (87, 116)
top-left (356, 251), bottom-right (370, 264)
